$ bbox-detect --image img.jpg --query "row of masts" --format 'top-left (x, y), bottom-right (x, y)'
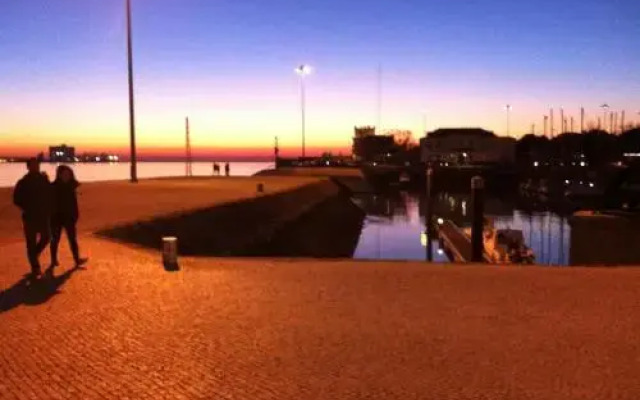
top-left (185, 117), bottom-right (193, 176)
top-left (533, 107), bottom-right (629, 137)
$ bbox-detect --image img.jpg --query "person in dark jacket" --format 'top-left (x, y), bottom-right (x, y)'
top-left (13, 158), bottom-right (52, 276)
top-left (50, 165), bottom-right (88, 268)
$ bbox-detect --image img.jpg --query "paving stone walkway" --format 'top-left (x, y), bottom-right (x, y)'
top-left (1, 177), bottom-right (639, 399)
top-left (2, 235), bottom-right (640, 399)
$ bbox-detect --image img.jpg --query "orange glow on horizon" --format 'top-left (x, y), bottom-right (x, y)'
top-left (0, 143), bottom-right (352, 160)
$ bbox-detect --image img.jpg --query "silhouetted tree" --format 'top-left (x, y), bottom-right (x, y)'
top-left (619, 128), bottom-right (640, 155)
top-left (321, 151), bottom-right (333, 159)
top-left (581, 130), bottom-right (620, 167)
top-left (387, 130), bottom-right (416, 150)
top-left (516, 129), bottom-right (631, 167)
top-left (515, 134), bottom-right (550, 166)
top-left (551, 133), bottom-right (582, 163)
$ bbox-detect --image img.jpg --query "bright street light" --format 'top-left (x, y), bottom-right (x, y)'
top-left (295, 64), bottom-right (312, 76)
top-left (295, 64), bottom-right (312, 157)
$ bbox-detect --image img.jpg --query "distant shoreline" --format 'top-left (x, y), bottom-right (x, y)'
top-left (0, 161), bottom-right (274, 188)
top-left (0, 159), bottom-right (277, 164)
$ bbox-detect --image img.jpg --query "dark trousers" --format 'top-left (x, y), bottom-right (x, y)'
top-left (23, 219), bottom-right (51, 273)
top-left (51, 219), bottom-right (80, 263)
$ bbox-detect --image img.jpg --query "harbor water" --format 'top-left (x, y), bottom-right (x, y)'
top-left (353, 191), bottom-right (571, 265)
top-left (1, 162), bottom-right (572, 264)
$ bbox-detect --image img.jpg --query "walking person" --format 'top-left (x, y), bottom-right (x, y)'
top-left (13, 158), bottom-right (52, 278)
top-left (50, 165), bottom-right (87, 269)
top-left (224, 162), bottom-right (230, 177)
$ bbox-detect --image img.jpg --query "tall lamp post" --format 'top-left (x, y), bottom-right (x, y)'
top-left (505, 104), bottom-right (512, 137)
top-left (126, 0), bottom-right (138, 183)
top-left (294, 64), bottom-right (312, 158)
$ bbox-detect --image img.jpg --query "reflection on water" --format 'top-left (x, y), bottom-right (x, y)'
top-left (352, 192), bottom-right (449, 262)
top-left (353, 191), bottom-right (571, 265)
top-left (494, 211), bottom-right (570, 266)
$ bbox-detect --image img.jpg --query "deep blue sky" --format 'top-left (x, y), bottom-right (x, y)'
top-left (1, 0), bottom-right (639, 155)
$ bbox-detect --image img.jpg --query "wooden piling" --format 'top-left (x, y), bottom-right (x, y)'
top-left (425, 168), bottom-right (434, 261)
top-left (471, 176), bottom-right (485, 262)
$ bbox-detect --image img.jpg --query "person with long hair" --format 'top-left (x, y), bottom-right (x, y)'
top-left (50, 165), bottom-right (87, 268)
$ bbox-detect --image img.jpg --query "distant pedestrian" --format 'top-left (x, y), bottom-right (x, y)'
top-left (13, 158), bottom-right (52, 277)
top-left (213, 163), bottom-right (220, 176)
top-left (224, 162), bottom-right (230, 177)
top-left (50, 165), bottom-right (88, 269)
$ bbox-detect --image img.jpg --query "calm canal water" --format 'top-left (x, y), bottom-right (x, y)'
top-left (353, 191), bottom-right (571, 265)
top-left (0, 162), bottom-right (273, 188)
top-left (1, 163), bottom-right (571, 264)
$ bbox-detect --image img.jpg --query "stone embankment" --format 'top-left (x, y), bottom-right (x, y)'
top-left (97, 177), bottom-right (364, 257)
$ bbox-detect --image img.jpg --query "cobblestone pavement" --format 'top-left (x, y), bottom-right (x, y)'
top-left (0, 177), bottom-right (318, 245)
top-left (1, 236), bottom-right (639, 399)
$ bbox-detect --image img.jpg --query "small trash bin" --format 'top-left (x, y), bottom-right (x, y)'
top-left (162, 236), bottom-right (178, 266)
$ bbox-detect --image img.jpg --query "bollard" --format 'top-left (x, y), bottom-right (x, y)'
top-left (471, 176), bottom-right (485, 262)
top-left (425, 167), bottom-right (434, 261)
top-left (162, 236), bottom-right (178, 268)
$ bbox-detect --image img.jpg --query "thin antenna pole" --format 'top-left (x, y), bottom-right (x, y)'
top-left (570, 116), bottom-right (574, 133)
top-left (580, 107), bottom-right (585, 133)
top-left (126, 0), bottom-right (137, 183)
top-left (185, 117), bottom-right (192, 177)
top-left (422, 112), bottom-right (427, 137)
top-left (376, 64), bottom-right (382, 135)
top-left (610, 112), bottom-right (614, 134)
top-left (506, 104), bottom-right (511, 137)
top-left (544, 115), bottom-right (548, 137)
top-left (294, 65), bottom-right (311, 158)
top-left (621, 111), bottom-right (625, 132)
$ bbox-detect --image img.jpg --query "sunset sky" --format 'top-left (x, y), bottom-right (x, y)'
top-left (1, 0), bottom-right (639, 159)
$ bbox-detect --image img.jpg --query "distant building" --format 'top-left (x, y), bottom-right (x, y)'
top-left (420, 128), bottom-right (516, 166)
top-left (354, 126), bottom-right (376, 139)
top-left (352, 126), bottom-right (396, 162)
top-left (49, 145), bottom-right (75, 163)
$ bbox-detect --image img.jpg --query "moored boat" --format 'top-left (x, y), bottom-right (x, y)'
top-left (463, 219), bottom-right (535, 264)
